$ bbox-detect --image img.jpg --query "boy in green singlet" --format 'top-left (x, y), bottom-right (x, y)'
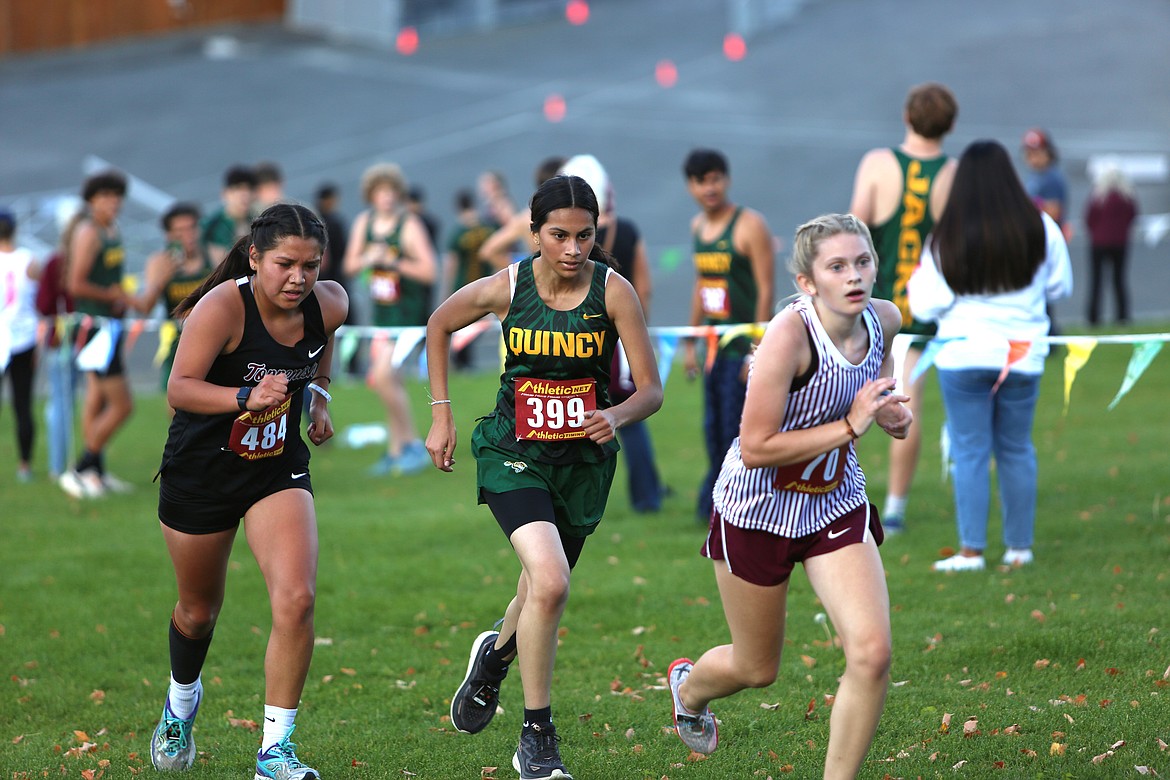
top-left (682, 149), bottom-right (776, 524)
top-left (849, 82), bottom-right (958, 532)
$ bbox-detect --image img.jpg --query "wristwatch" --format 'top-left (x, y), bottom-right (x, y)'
top-left (236, 386), bottom-right (251, 412)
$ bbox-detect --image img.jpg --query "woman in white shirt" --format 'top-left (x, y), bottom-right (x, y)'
top-left (909, 139), bottom-right (1072, 572)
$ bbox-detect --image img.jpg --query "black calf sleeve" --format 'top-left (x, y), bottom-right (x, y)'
top-left (169, 618), bottom-right (213, 685)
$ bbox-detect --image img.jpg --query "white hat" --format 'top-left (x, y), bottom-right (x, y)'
top-left (559, 154), bottom-right (612, 216)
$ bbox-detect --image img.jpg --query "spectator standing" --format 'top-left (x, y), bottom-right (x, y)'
top-left (1084, 165), bottom-right (1138, 325)
top-left (202, 165), bottom-right (258, 266)
top-left (682, 148), bottom-right (775, 523)
top-left (0, 208), bottom-right (42, 482)
top-left (909, 140), bottom-right (1073, 572)
top-left (848, 82), bottom-right (958, 533)
top-left (443, 188), bottom-right (496, 371)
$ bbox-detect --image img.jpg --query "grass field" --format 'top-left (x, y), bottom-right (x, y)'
top-left (2, 329), bottom-right (1168, 779)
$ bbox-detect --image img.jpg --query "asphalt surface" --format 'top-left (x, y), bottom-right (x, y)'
top-left (3, 0), bottom-right (1168, 341)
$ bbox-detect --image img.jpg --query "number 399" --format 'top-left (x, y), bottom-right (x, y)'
top-left (525, 396), bottom-right (586, 430)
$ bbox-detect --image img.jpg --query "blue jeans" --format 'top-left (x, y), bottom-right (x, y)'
top-left (937, 368), bottom-right (1041, 551)
top-left (43, 346), bottom-right (77, 477)
top-left (699, 353), bottom-right (747, 520)
top-left (617, 419), bottom-right (663, 512)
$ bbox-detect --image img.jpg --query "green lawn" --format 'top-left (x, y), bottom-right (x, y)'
top-left (1, 326), bottom-right (1168, 778)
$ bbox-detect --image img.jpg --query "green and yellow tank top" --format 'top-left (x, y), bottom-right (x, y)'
top-left (163, 250), bottom-right (215, 314)
top-left (693, 207), bottom-right (757, 357)
top-left (75, 225), bottom-right (125, 318)
top-left (476, 256), bottom-right (619, 465)
top-left (869, 149), bottom-right (948, 337)
top-left (365, 212), bottom-right (430, 327)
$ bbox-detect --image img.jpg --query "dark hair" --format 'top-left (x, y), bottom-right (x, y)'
top-left (528, 175), bottom-right (616, 269)
top-left (160, 201), bottom-right (201, 232)
top-left (223, 164), bottom-right (258, 189)
top-left (408, 184), bottom-right (426, 204)
top-left (0, 208), bottom-right (15, 240)
top-left (82, 170), bottom-right (128, 201)
top-left (454, 188), bottom-right (475, 211)
top-left (173, 203), bottom-right (327, 317)
top-left (315, 182), bottom-right (339, 202)
top-left (254, 160), bottom-right (283, 185)
top-left (683, 148), bottom-right (729, 180)
top-left (929, 140), bottom-right (1045, 295)
top-left (905, 82), bottom-right (958, 139)
top-left (534, 156), bottom-right (567, 188)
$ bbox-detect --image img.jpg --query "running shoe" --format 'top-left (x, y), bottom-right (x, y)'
top-left (254, 726), bottom-right (318, 780)
top-left (59, 468), bottom-right (104, 499)
top-left (931, 553), bottom-right (986, 572)
top-left (367, 453), bottom-right (397, 476)
top-left (101, 471), bottom-right (135, 493)
top-left (150, 692), bottom-right (201, 771)
top-left (393, 440), bottom-right (430, 476)
top-left (668, 658), bottom-right (718, 754)
top-left (1001, 548), bottom-right (1034, 567)
top-left (450, 629), bottom-right (508, 734)
top-left (882, 513), bottom-right (904, 535)
top-left (512, 722), bottom-right (572, 780)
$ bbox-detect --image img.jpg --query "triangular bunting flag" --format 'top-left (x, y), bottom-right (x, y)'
top-left (1107, 340), bottom-right (1163, 411)
top-left (1062, 338), bottom-right (1097, 414)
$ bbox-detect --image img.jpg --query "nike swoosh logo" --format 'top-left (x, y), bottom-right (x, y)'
top-left (291, 472), bottom-right (307, 479)
top-left (826, 527), bottom-right (850, 540)
top-left (308, 345), bottom-right (325, 358)
top-left (582, 313), bottom-right (604, 319)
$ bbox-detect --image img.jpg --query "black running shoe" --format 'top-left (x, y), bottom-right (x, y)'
top-left (450, 630), bottom-right (508, 734)
top-left (512, 723), bottom-right (572, 780)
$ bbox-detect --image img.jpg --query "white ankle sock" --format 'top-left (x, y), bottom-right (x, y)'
top-left (884, 495), bottom-right (907, 519)
top-left (168, 675), bottom-right (202, 720)
top-left (261, 705), bottom-right (297, 752)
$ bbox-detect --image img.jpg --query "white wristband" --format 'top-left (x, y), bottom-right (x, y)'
top-left (307, 382), bottom-right (332, 402)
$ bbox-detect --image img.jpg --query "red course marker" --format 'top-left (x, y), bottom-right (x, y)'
top-left (655, 59), bottom-right (678, 88)
top-left (396, 26), bottom-right (419, 56)
top-left (544, 94), bottom-right (567, 123)
top-left (723, 33), bottom-right (747, 61)
top-left (565, 0), bottom-right (589, 26)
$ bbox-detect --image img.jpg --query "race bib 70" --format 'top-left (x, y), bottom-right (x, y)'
top-left (699, 277), bottom-right (731, 319)
top-left (229, 396), bottom-right (291, 460)
top-left (514, 377), bottom-right (596, 441)
top-left (773, 442), bottom-right (849, 494)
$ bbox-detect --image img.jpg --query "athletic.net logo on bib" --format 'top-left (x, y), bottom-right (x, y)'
top-left (514, 377), bottom-right (596, 441)
top-left (229, 396), bottom-right (291, 460)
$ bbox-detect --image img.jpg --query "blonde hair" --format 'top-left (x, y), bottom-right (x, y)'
top-left (788, 213), bottom-right (877, 278)
top-left (360, 162), bottom-right (408, 203)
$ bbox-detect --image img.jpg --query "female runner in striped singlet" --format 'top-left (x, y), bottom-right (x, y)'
top-left (667, 214), bottom-right (912, 779)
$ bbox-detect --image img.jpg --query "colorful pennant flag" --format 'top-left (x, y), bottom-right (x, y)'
top-left (1062, 338), bottom-right (1097, 414)
top-left (1107, 340), bottom-right (1163, 410)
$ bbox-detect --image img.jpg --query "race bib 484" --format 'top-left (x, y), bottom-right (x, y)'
top-left (229, 396), bottom-right (291, 460)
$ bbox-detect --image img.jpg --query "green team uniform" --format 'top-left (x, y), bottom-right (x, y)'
top-left (869, 149), bottom-right (948, 337)
top-left (159, 249), bottom-right (215, 389)
top-left (365, 213), bottom-right (430, 327)
top-left (693, 207), bottom-right (757, 358)
top-left (473, 257), bottom-right (619, 537)
top-left (447, 221), bottom-right (496, 290)
top-left (200, 207), bottom-right (248, 255)
top-left (75, 227), bottom-right (125, 318)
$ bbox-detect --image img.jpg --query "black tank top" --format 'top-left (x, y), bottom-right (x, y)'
top-left (158, 278), bottom-right (327, 494)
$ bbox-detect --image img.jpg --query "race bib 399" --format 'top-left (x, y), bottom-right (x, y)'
top-left (514, 377), bottom-right (596, 441)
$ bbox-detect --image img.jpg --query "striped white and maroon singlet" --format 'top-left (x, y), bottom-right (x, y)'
top-left (712, 296), bottom-right (884, 538)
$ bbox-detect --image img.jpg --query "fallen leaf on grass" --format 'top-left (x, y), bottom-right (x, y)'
top-left (687, 750), bottom-right (708, 762)
top-left (1050, 742), bottom-right (1066, 756)
top-left (1157, 738), bottom-right (1168, 751)
top-left (800, 655), bottom-right (817, 669)
top-left (1031, 610), bottom-right (1046, 623)
top-left (1134, 767), bottom-right (1159, 776)
top-left (89, 690), bottom-right (105, 703)
top-left (939, 713), bottom-right (952, 734)
top-left (962, 717), bottom-right (979, 737)
top-left (1034, 658), bottom-right (1051, 670)
top-left (480, 767), bottom-right (497, 778)
top-left (760, 702), bottom-right (780, 710)
top-left (225, 711), bottom-right (259, 731)
top-left (804, 698), bottom-right (816, 721)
